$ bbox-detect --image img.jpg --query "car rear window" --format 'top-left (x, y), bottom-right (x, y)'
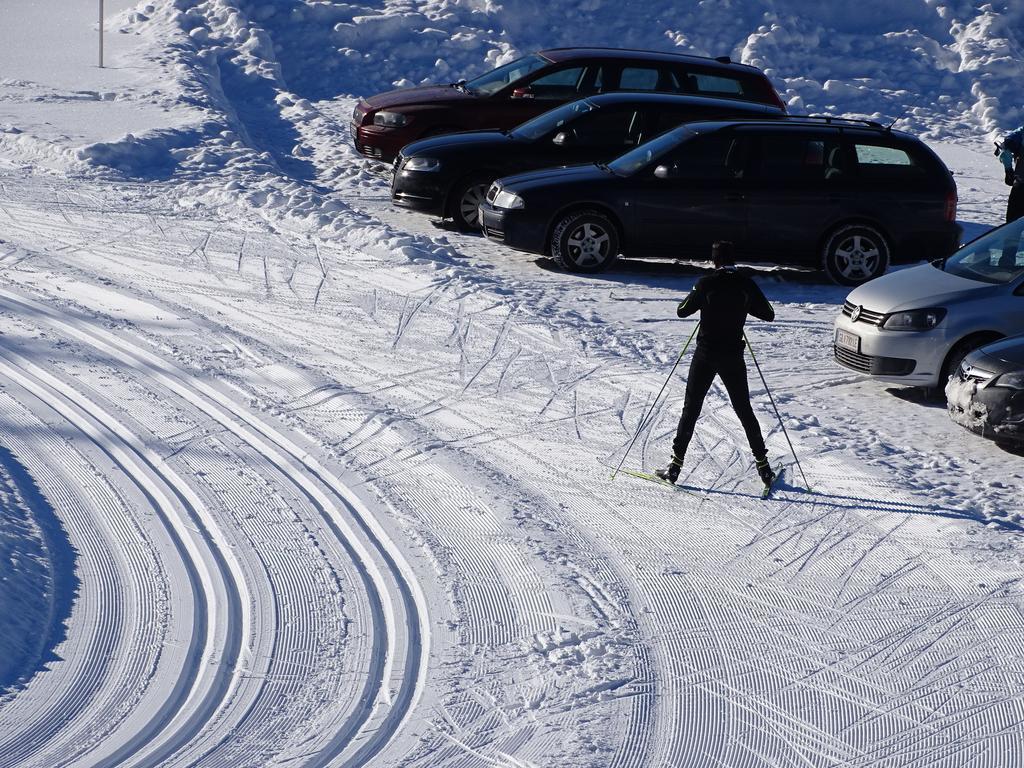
top-left (852, 142), bottom-right (927, 180)
top-left (686, 71), bottom-right (747, 97)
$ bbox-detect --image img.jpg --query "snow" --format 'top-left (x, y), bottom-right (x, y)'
top-left (1, 0), bottom-right (1024, 766)
top-left (0, 446), bottom-right (77, 698)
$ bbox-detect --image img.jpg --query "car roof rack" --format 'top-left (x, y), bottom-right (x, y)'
top-left (785, 114), bottom-right (885, 129)
top-left (539, 47), bottom-right (753, 68)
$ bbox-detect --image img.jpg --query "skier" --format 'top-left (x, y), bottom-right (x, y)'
top-left (656, 240), bottom-right (776, 489)
top-left (998, 125), bottom-right (1024, 223)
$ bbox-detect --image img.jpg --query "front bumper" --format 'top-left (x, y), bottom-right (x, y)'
top-left (390, 161), bottom-right (446, 215)
top-left (478, 202), bottom-right (548, 254)
top-left (351, 122), bottom-right (407, 163)
top-left (946, 369), bottom-right (1024, 443)
top-left (833, 312), bottom-right (951, 387)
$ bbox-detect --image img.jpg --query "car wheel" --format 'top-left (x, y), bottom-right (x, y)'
top-left (550, 210), bottom-right (620, 273)
top-left (822, 224), bottom-right (890, 286)
top-left (940, 336), bottom-right (992, 389)
top-left (448, 175), bottom-right (491, 231)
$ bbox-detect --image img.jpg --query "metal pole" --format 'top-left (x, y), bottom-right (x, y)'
top-left (99, 0), bottom-right (104, 68)
top-left (611, 322), bottom-right (699, 480)
top-left (743, 331), bottom-right (811, 490)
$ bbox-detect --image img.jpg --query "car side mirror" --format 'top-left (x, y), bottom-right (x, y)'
top-left (511, 86), bottom-right (535, 100)
top-left (654, 164), bottom-right (675, 179)
top-left (1014, 281), bottom-right (1024, 296)
top-left (552, 131), bottom-right (572, 146)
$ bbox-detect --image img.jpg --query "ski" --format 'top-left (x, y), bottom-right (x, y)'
top-left (761, 465), bottom-right (786, 499)
top-left (615, 468), bottom-right (704, 498)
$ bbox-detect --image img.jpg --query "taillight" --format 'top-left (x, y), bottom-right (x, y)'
top-left (944, 191), bottom-right (957, 223)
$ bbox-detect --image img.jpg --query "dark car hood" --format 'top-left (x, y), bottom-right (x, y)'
top-left (362, 83), bottom-right (475, 110)
top-left (499, 163), bottom-right (609, 191)
top-left (977, 336), bottom-right (1024, 368)
top-left (402, 131), bottom-right (512, 157)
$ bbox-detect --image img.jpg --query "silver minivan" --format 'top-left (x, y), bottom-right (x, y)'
top-left (833, 217), bottom-right (1024, 389)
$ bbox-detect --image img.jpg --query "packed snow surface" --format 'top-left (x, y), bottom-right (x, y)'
top-left (1, 0), bottom-right (1023, 766)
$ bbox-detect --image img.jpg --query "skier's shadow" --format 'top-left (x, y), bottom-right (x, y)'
top-left (685, 475), bottom-right (1023, 532)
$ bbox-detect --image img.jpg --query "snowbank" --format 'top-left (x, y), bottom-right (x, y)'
top-left (34, 0), bottom-right (1020, 182)
top-left (169, 0), bottom-right (1024, 137)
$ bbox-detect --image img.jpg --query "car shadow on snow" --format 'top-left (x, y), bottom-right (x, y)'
top-left (532, 256), bottom-right (853, 299)
top-left (884, 386), bottom-right (947, 409)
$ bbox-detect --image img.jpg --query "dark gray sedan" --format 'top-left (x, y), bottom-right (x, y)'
top-left (946, 335), bottom-right (1024, 445)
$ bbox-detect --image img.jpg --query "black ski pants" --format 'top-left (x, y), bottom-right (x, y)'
top-left (1008, 183), bottom-right (1024, 223)
top-left (671, 347), bottom-right (767, 464)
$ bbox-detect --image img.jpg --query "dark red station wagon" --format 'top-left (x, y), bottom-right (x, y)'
top-left (351, 47), bottom-right (787, 162)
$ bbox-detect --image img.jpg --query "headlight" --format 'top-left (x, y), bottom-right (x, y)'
top-left (403, 156), bottom-right (441, 172)
top-left (993, 371), bottom-right (1024, 389)
top-left (882, 308), bottom-right (946, 331)
top-left (373, 111), bottom-right (408, 128)
top-left (352, 105), bottom-right (362, 122)
top-left (493, 190), bottom-right (525, 210)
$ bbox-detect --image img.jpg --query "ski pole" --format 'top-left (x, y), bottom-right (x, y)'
top-left (743, 331), bottom-right (811, 490)
top-left (611, 321), bottom-right (699, 480)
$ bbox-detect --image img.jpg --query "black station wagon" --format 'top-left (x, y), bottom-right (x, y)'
top-left (478, 117), bottom-right (961, 285)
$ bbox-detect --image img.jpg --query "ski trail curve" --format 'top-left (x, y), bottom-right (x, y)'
top-left (0, 286), bottom-right (430, 767)
top-left (0, 346), bottom-right (249, 768)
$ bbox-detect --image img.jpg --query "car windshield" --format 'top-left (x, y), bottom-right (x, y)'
top-left (465, 54), bottom-right (550, 97)
top-left (607, 125), bottom-right (695, 176)
top-left (510, 99), bottom-right (598, 141)
top-left (938, 217), bottom-right (1024, 285)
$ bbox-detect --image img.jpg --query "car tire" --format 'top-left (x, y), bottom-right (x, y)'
top-left (448, 175), bottom-right (491, 231)
top-left (822, 224), bottom-right (890, 286)
top-left (550, 210), bottom-right (620, 273)
top-left (940, 336), bottom-right (995, 390)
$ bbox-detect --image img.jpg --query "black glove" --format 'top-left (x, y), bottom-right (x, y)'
top-left (1007, 169), bottom-right (1017, 187)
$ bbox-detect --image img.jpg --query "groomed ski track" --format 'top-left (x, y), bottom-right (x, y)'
top-left (1, 170), bottom-right (1023, 766)
top-left (0, 286), bottom-right (430, 768)
top-left (0, 178), bottom-right (431, 766)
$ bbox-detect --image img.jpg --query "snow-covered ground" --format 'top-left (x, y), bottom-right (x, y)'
top-left (1, 1), bottom-right (1024, 766)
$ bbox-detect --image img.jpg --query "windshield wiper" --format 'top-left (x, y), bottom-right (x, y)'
top-left (452, 80), bottom-right (470, 94)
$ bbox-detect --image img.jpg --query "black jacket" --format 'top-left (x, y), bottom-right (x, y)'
top-left (677, 268), bottom-right (774, 354)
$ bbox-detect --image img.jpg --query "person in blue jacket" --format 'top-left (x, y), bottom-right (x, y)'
top-left (999, 126), bottom-right (1024, 222)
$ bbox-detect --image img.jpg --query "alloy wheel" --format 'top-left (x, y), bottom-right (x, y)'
top-left (458, 183), bottom-right (488, 229)
top-left (566, 223), bottom-right (611, 268)
top-left (833, 234), bottom-right (881, 281)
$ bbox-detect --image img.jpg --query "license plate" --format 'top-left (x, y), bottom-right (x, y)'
top-left (835, 328), bottom-right (860, 352)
